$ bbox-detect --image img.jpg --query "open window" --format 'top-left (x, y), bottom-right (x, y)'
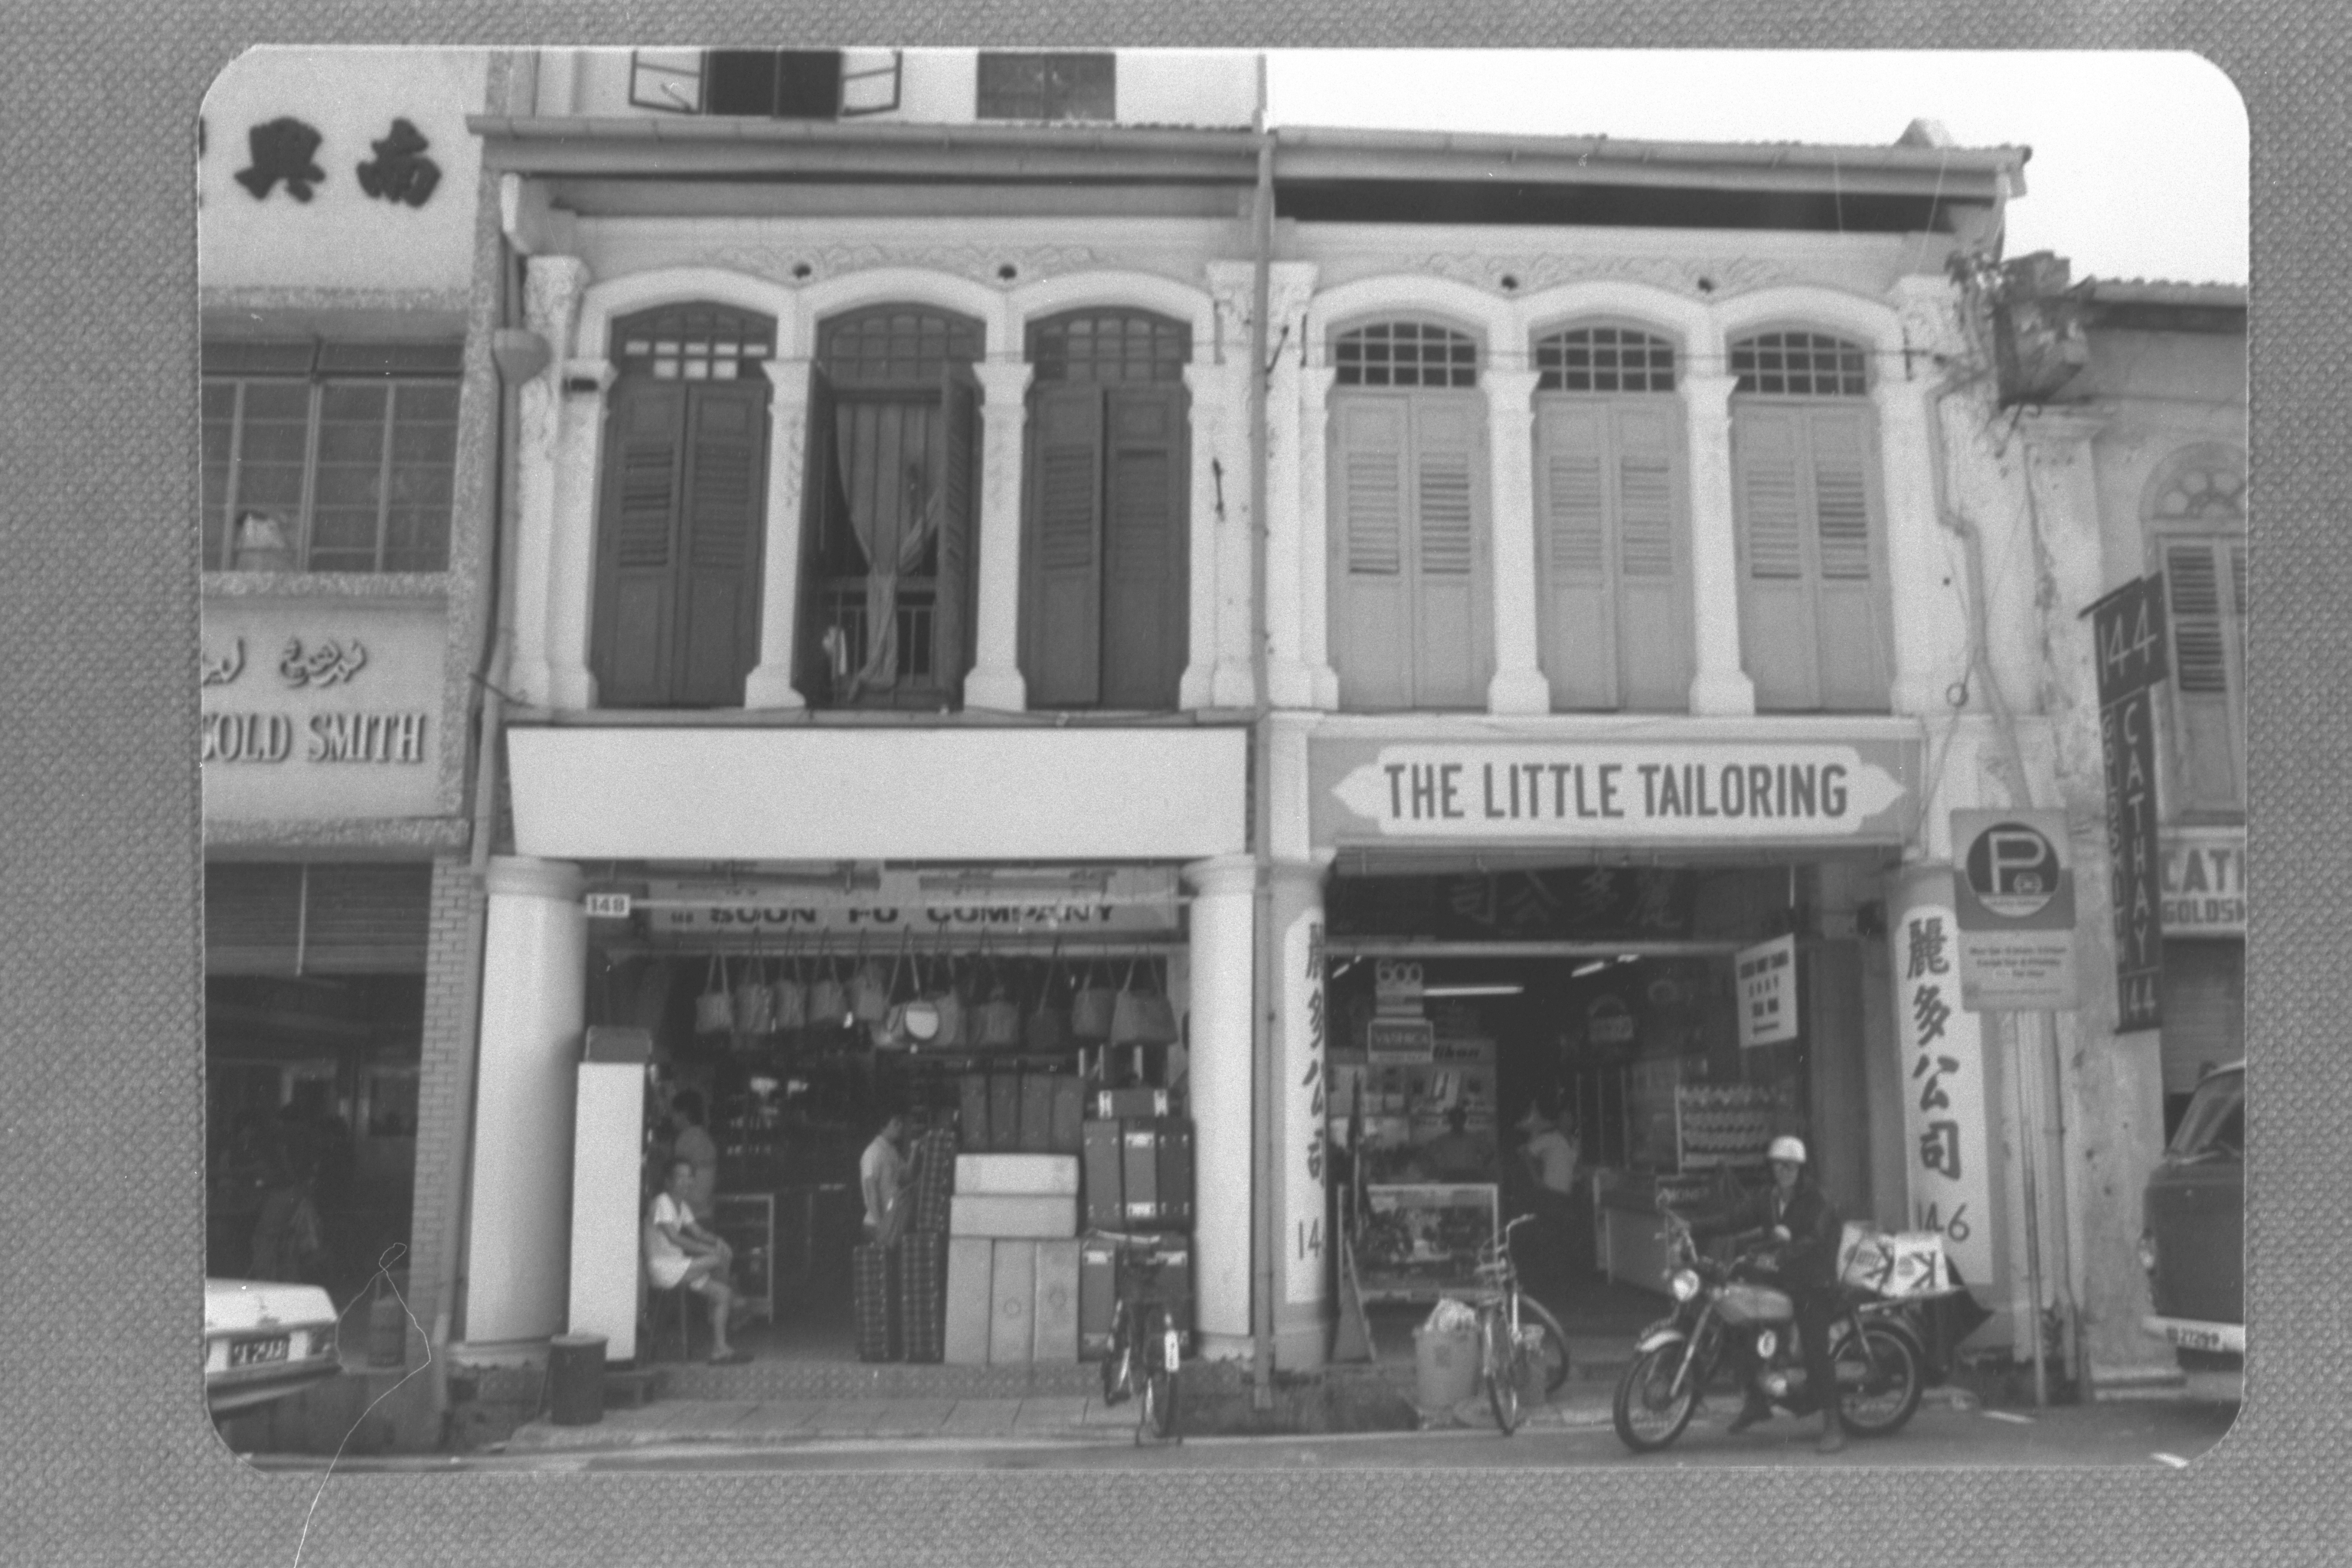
top-left (798, 307), bottom-right (983, 710)
top-left (2148, 446), bottom-right (2246, 816)
top-left (629, 49), bottom-right (903, 118)
top-left (976, 52), bottom-right (1116, 122)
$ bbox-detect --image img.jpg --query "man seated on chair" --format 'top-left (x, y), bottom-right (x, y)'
top-left (646, 1156), bottom-right (748, 1364)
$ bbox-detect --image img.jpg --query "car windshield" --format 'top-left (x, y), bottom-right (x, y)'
top-left (2167, 1070), bottom-right (2244, 1160)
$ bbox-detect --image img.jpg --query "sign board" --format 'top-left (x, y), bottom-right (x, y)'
top-left (199, 599), bottom-right (446, 822)
top-left (1310, 737), bottom-right (1920, 847)
top-left (1353, 1184), bottom-right (1500, 1303)
top-left (639, 867), bottom-right (1179, 939)
top-left (2086, 576), bottom-right (2169, 1031)
top-left (1952, 808), bottom-right (2079, 1011)
top-left (1734, 935), bottom-right (1800, 1048)
top-left (1366, 1017), bottom-right (1437, 1063)
top-left (1371, 959), bottom-right (1426, 1011)
top-left (1890, 867), bottom-right (1996, 1287)
top-left (2161, 831), bottom-right (2246, 936)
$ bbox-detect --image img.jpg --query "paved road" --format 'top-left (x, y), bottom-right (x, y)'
top-left (256, 1396), bottom-right (2239, 1475)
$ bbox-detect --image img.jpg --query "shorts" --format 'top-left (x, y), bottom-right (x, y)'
top-left (648, 1253), bottom-right (693, 1291)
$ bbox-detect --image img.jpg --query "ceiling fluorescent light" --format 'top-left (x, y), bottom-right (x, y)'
top-left (1570, 961), bottom-right (1608, 978)
top-left (1421, 983), bottom-right (1524, 998)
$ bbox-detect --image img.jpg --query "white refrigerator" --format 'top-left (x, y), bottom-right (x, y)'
top-left (567, 1043), bottom-right (650, 1364)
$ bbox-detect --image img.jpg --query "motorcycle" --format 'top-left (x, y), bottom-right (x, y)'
top-left (1612, 1212), bottom-right (1925, 1453)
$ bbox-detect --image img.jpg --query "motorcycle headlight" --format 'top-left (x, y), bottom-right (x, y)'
top-left (1669, 1269), bottom-right (1700, 1302)
top-left (1755, 1329), bottom-right (1779, 1360)
top-left (2138, 1232), bottom-right (2158, 1274)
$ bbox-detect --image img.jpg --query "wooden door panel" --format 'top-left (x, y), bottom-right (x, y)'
top-left (1024, 384), bottom-right (1105, 706)
top-left (594, 382), bottom-right (686, 705)
top-left (676, 387), bottom-right (766, 704)
top-left (1331, 397), bottom-right (1413, 710)
top-left (1534, 401), bottom-right (1615, 707)
top-left (1412, 397), bottom-right (1489, 709)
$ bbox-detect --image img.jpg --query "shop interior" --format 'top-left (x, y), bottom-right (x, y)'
top-left (580, 875), bottom-right (1189, 1367)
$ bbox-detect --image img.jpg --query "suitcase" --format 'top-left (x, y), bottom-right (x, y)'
top-left (954, 1154), bottom-right (1080, 1197)
top-left (989, 1073), bottom-right (1024, 1155)
top-left (949, 1194), bottom-right (1078, 1240)
top-left (944, 1237), bottom-right (995, 1366)
top-left (988, 1240), bottom-right (1037, 1365)
top-left (1122, 1122), bottom-right (1161, 1224)
top-left (1032, 1239), bottom-right (1081, 1364)
top-left (1048, 1074), bottom-right (1085, 1155)
top-left (851, 1243), bottom-right (900, 1363)
top-left (1018, 1073), bottom-right (1056, 1155)
top-left (1078, 1233), bottom-right (1119, 1360)
top-left (1094, 1087), bottom-right (1171, 1121)
top-left (1082, 1119), bottom-right (1125, 1230)
top-left (898, 1231), bottom-right (948, 1363)
top-left (959, 1073), bottom-right (993, 1153)
top-left (910, 1129), bottom-right (959, 1234)
top-left (1154, 1118), bottom-right (1194, 1229)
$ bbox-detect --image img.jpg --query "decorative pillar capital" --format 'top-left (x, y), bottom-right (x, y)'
top-left (1681, 371), bottom-right (1738, 412)
top-left (557, 358), bottom-right (618, 396)
top-left (1183, 854), bottom-right (1261, 898)
top-left (760, 355), bottom-right (813, 397)
top-left (485, 854), bottom-right (583, 904)
top-left (521, 254), bottom-right (591, 351)
top-left (1482, 368), bottom-right (1542, 407)
top-left (975, 360), bottom-right (1034, 404)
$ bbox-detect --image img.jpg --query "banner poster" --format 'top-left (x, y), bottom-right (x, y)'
top-left (1735, 934), bottom-right (1799, 1048)
top-left (1890, 871), bottom-right (1996, 1287)
top-left (1283, 910), bottom-right (1331, 1308)
top-left (2100, 690), bottom-right (2166, 1030)
top-left (1952, 808), bottom-right (2081, 1012)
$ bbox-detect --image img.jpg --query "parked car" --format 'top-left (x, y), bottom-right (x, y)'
top-left (205, 1277), bottom-right (341, 1416)
top-left (2139, 1060), bottom-right (2243, 1389)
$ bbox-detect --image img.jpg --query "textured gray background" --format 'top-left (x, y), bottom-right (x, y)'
top-left (2, 5), bottom-right (2336, 1564)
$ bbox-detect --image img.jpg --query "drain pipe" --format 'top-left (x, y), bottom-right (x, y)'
top-left (1246, 56), bottom-right (1278, 1410)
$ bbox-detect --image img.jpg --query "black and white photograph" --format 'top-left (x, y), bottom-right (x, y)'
top-left (186, 45), bottom-right (2252, 1485)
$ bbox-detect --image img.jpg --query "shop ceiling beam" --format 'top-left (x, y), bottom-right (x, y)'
top-left (1322, 939), bottom-right (1749, 959)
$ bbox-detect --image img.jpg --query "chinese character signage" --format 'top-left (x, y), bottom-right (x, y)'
top-left (2087, 574), bottom-right (2170, 1031)
top-left (1284, 913), bottom-right (1331, 1308)
top-left (1952, 808), bottom-right (2080, 1011)
top-left (1311, 737), bottom-right (1919, 846)
top-left (1734, 934), bottom-right (1798, 1049)
top-left (1890, 869), bottom-right (1994, 1287)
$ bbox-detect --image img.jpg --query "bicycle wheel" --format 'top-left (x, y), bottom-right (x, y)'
top-left (1483, 1310), bottom-right (1525, 1435)
top-left (1100, 1308), bottom-right (1133, 1407)
top-left (1521, 1296), bottom-right (1573, 1395)
top-left (1835, 1322), bottom-right (1923, 1437)
top-left (1612, 1341), bottom-right (1700, 1453)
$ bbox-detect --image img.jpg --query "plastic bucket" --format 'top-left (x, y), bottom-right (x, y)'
top-left (1413, 1325), bottom-right (1480, 1412)
top-left (547, 1334), bottom-right (607, 1426)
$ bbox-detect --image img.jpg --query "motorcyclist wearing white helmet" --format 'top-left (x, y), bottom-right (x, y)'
top-left (1677, 1133), bottom-right (1849, 1453)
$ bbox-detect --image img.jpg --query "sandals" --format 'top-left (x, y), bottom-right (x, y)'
top-left (707, 1348), bottom-right (751, 1365)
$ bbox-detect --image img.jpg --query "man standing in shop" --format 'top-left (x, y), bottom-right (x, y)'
top-left (1515, 1096), bottom-right (1583, 1292)
top-left (860, 1112), bottom-right (910, 1247)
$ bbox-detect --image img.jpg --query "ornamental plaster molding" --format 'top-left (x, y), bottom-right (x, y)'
top-left (1407, 252), bottom-right (1792, 299)
top-left (691, 243), bottom-right (1109, 289)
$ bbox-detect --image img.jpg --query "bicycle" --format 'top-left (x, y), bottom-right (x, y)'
top-left (1470, 1212), bottom-right (1573, 1434)
top-left (1098, 1233), bottom-right (1183, 1443)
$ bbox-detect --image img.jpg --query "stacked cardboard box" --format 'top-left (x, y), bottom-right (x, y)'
top-left (945, 1152), bottom-right (1084, 1364)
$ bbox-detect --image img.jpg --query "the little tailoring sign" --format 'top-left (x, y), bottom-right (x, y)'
top-left (1311, 736), bottom-right (1919, 847)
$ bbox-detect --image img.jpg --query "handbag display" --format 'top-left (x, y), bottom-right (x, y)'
top-left (807, 931), bottom-right (846, 1024)
top-left (768, 934), bottom-right (808, 1031)
top-left (733, 934), bottom-right (776, 1037)
top-left (1023, 939), bottom-right (1070, 1054)
top-left (851, 933), bottom-right (892, 1024)
top-left (975, 929), bottom-right (1022, 1049)
top-left (1109, 958), bottom-right (1180, 1046)
top-left (1069, 959), bottom-right (1116, 1042)
top-left (926, 951), bottom-right (969, 1050)
top-left (694, 954), bottom-right (734, 1036)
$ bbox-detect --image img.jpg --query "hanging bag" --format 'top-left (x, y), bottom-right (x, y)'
top-left (1023, 937), bottom-right (1070, 1054)
top-left (733, 929), bottom-right (776, 1037)
top-left (929, 949), bottom-right (970, 1050)
top-left (768, 933), bottom-right (808, 1032)
top-left (1069, 958), bottom-right (1117, 1042)
top-left (969, 926), bottom-right (1018, 1049)
top-left (1110, 956), bottom-right (1180, 1046)
top-left (807, 930), bottom-right (846, 1024)
top-left (851, 931), bottom-right (892, 1024)
top-left (695, 953), bottom-right (734, 1036)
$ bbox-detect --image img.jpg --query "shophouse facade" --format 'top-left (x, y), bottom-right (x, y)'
top-left (197, 48), bottom-right (500, 1361)
top-left (437, 46), bottom-right (2181, 1393)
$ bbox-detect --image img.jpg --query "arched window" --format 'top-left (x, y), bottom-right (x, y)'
top-left (1021, 309), bottom-right (1191, 709)
top-left (1328, 319), bottom-right (1490, 710)
top-left (799, 305), bottom-right (985, 708)
top-left (2147, 444), bottom-right (2246, 813)
top-left (1727, 328), bottom-right (1888, 710)
top-left (592, 302), bottom-right (777, 707)
top-left (1530, 325), bottom-right (1688, 710)
top-left (1334, 321), bottom-right (1479, 389)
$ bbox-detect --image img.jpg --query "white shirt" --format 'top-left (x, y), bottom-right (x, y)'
top-left (860, 1135), bottom-right (905, 1234)
top-left (1525, 1128), bottom-right (1579, 1194)
top-left (645, 1191), bottom-right (692, 1277)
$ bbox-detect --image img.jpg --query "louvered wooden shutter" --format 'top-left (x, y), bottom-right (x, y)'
top-left (204, 862), bottom-right (430, 975)
top-left (596, 382), bottom-right (687, 706)
top-left (1535, 402), bottom-right (1615, 707)
top-left (936, 364), bottom-right (978, 700)
top-left (1101, 384), bottom-right (1187, 709)
top-left (796, 367), bottom-right (841, 697)
top-left (1330, 397), bottom-right (1413, 710)
top-left (1733, 404), bottom-right (1821, 708)
top-left (1614, 403), bottom-right (1690, 710)
top-left (1411, 397), bottom-right (1488, 709)
top-left (2164, 539), bottom-right (2246, 810)
top-left (1025, 383), bottom-right (1105, 706)
top-left (1805, 405), bottom-right (1890, 710)
top-left (675, 384), bottom-right (768, 706)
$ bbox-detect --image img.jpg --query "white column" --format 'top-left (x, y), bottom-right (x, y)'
top-left (1298, 365), bottom-right (1341, 710)
top-left (743, 358), bottom-right (813, 709)
top-left (462, 856), bottom-right (586, 1344)
top-left (509, 256), bottom-right (589, 707)
top-left (1261, 266), bottom-right (1320, 709)
top-left (544, 360), bottom-right (613, 711)
top-left (1483, 368), bottom-right (1549, 714)
top-left (1681, 371), bottom-right (1756, 715)
top-left (1268, 857), bottom-right (1331, 1370)
top-left (1877, 372), bottom-right (1965, 717)
top-left (962, 361), bottom-right (1033, 713)
top-left (1181, 356), bottom-right (1253, 710)
top-left (1184, 853), bottom-right (1259, 1361)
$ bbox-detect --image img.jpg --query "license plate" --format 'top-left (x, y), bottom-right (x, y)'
top-left (2167, 1325), bottom-right (2224, 1351)
top-left (1162, 1327), bottom-right (1181, 1370)
top-left (230, 1334), bottom-right (291, 1367)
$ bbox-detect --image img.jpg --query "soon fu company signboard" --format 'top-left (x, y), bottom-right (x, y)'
top-left (1311, 737), bottom-right (1919, 848)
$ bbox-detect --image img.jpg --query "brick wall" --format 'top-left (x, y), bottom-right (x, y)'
top-left (402, 851), bottom-right (483, 1351)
